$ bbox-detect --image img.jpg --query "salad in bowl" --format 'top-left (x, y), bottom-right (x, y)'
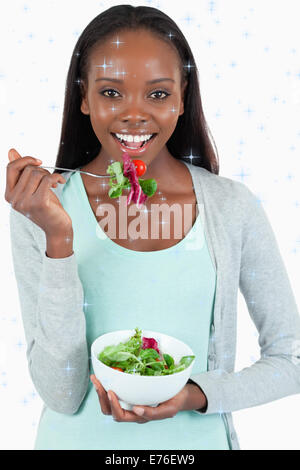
top-left (91, 328), bottom-right (195, 410)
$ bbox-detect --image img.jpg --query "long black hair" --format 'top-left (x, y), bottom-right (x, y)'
top-left (54, 4), bottom-right (219, 175)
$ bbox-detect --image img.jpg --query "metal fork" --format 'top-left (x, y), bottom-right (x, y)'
top-left (39, 165), bottom-right (112, 178)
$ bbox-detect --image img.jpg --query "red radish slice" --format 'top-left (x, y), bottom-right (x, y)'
top-left (122, 152), bottom-right (148, 207)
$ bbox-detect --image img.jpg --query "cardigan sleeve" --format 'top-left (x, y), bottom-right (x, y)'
top-left (9, 207), bottom-right (90, 414)
top-left (189, 183), bottom-right (300, 414)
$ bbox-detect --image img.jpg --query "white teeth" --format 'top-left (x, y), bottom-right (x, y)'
top-left (115, 133), bottom-right (153, 143)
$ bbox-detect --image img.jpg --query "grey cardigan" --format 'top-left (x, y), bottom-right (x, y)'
top-left (9, 161), bottom-right (300, 451)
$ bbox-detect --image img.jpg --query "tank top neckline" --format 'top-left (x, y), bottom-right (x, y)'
top-left (73, 160), bottom-right (203, 257)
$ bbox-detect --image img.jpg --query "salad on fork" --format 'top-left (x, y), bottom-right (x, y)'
top-left (107, 152), bottom-right (157, 208)
top-left (41, 151), bottom-right (157, 209)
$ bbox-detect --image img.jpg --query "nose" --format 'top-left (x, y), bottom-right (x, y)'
top-left (118, 99), bottom-right (150, 125)
top-left (120, 112), bottom-right (148, 126)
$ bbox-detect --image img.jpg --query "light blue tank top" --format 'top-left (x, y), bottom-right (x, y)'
top-left (34, 168), bottom-right (230, 450)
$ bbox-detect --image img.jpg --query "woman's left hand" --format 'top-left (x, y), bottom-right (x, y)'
top-left (90, 374), bottom-right (189, 424)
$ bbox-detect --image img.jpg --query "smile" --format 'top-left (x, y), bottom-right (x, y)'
top-left (111, 133), bottom-right (158, 155)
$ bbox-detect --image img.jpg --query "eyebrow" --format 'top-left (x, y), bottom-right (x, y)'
top-left (94, 77), bottom-right (175, 84)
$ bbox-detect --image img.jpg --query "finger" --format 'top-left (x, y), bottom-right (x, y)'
top-left (90, 375), bottom-right (111, 415)
top-left (9, 167), bottom-right (63, 209)
top-left (108, 390), bottom-right (148, 423)
top-left (6, 153), bottom-right (43, 193)
top-left (8, 148), bottom-right (42, 164)
top-left (6, 164), bottom-right (46, 206)
top-left (30, 173), bottom-right (66, 200)
top-left (132, 401), bottom-right (177, 421)
top-left (29, 171), bottom-right (66, 196)
top-left (8, 148), bottom-right (22, 162)
top-left (9, 166), bottom-right (50, 204)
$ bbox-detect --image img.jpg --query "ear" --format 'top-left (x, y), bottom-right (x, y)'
top-left (179, 80), bottom-right (188, 116)
top-left (80, 80), bottom-right (90, 115)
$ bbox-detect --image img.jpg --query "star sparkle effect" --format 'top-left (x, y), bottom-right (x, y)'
top-left (49, 103), bottom-right (59, 112)
top-left (112, 68), bottom-right (128, 79)
top-left (233, 168), bottom-right (251, 182)
top-left (21, 397), bottom-right (29, 406)
top-left (182, 150), bottom-right (202, 165)
top-left (61, 360), bottom-right (76, 375)
top-left (111, 36), bottom-right (125, 49)
top-left (169, 105), bottom-right (177, 114)
top-left (96, 57), bottom-right (114, 72)
top-left (183, 61), bottom-right (196, 73)
top-left (182, 14), bottom-right (194, 26)
top-left (16, 340), bottom-right (24, 350)
top-left (83, 298), bottom-right (93, 311)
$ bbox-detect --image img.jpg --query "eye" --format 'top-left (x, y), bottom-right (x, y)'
top-left (100, 89), bottom-right (120, 98)
top-left (99, 88), bottom-right (170, 100)
top-left (150, 90), bottom-right (170, 100)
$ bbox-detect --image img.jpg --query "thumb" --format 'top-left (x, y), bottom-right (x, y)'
top-left (8, 148), bottom-right (21, 162)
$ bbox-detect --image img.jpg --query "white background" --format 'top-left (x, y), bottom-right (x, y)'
top-left (0, 0), bottom-right (299, 450)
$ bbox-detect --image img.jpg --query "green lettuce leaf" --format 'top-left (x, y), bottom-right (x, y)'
top-left (138, 178), bottom-right (157, 197)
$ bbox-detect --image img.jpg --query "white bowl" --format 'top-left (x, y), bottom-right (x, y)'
top-left (91, 329), bottom-right (195, 411)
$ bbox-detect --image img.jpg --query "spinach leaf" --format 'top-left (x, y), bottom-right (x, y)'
top-left (179, 356), bottom-right (195, 368)
top-left (163, 353), bottom-right (174, 369)
top-left (138, 178), bottom-right (157, 197)
top-left (146, 361), bottom-right (165, 371)
top-left (140, 348), bottom-right (160, 361)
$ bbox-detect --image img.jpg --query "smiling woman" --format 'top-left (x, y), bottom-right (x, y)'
top-left (10, 4), bottom-right (229, 452)
top-left (8, 2), bottom-right (300, 453)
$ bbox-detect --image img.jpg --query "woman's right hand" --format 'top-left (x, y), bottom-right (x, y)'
top-left (5, 148), bottom-right (73, 237)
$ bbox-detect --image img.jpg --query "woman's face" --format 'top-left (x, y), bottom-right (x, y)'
top-left (80, 29), bottom-right (187, 168)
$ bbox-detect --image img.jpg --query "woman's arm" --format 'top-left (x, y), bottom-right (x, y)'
top-left (183, 380), bottom-right (208, 412)
top-left (189, 182), bottom-right (300, 414)
top-left (9, 207), bottom-right (89, 414)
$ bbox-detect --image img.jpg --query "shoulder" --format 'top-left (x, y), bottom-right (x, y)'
top-left (185, 162), bottom-right (268, 241)
top-left (187, 163), bottom-right (258, 209)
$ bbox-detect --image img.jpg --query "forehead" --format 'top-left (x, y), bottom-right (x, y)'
top-left (88, 29), bottom-right (181, 82)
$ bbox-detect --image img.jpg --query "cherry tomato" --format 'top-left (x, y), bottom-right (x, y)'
top-left (155, 357), bottom-right (168, 369)
top-left (111, 367), bottom-right (124, 372)
top-left (132, 159), bottom-right (147, 177)
top-left (154, 357), bottom-right (169, 369)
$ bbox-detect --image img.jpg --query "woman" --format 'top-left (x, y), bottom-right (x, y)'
top-left (6, 5), bottom-right (300, 450)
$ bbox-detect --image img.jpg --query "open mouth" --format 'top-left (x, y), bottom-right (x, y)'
top-left (111, 133), bottom-right (158, 151)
